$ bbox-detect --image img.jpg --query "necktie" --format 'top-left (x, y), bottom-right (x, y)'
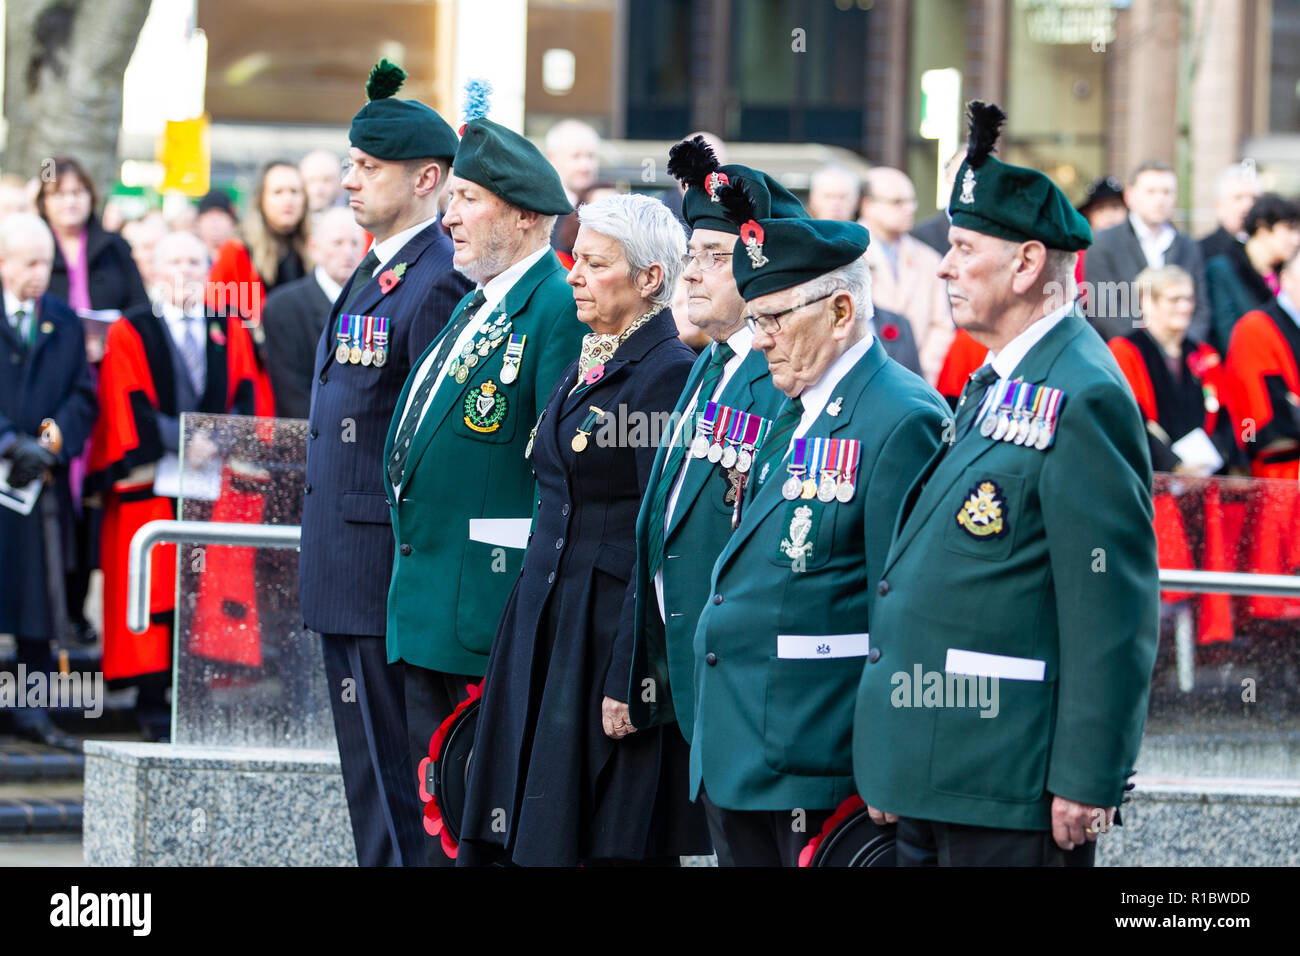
top-left (387, 289), bottom-right (488, 487)
top-left (750, 396), bottom-right (804, 497)
top-left (954, 364), bottom-right (1000, 441)
top-left (12, 308), bottom-right (29, 348)
top-left (340, 249), bottom-right (381, 314)
top-left (645, 341), bottom-right (734, 577)
top-left (181, 315), bottom-right (207, 397)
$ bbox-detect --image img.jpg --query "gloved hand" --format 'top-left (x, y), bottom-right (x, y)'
top-left (5, 434), bottom-right (57, 486)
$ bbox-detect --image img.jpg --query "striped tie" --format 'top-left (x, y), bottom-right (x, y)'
top-left (645, 342), bottom-right (733, 577)
top-left (750, 396), bottom-right (803, 496)
top-left (181, 315), bottom-right (207, 397)
top-left (387, 289), bottom-right (487, 487)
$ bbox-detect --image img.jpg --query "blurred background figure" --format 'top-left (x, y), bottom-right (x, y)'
top-left (545, 119), bottom-right (602, 257)
top-left (0, 174), bottom-right (36, 219)
top-left (1205, 193), bottom-right (1300, 351)
top-left (807, 163), bottom-right (859, 221)
top-left (0, 213), bottom-right (96, 750)
top-left (261, 207), bottom-right (364, 419)
top-left (910, 149), bottom-right (963, 256)
top-left (858, 166), bottom-right (950, 385)
top-left (1200, 163), bottom-right (1262, 265)
top-left (195, 188), bottom-right (238, 261)
top-left (121, 212), bottom-right (168, 292)
top-left (208, 160), bottom-right (311, 415)
top-left (1077, 176), bottom-right (1128, 233)
top-left (162, 192), bottom-right (198, 234)
top-left (1084, 160), bottom-right (1209, 342)
top-left (299, 150), bottom-right (344, 214)
top-left (35, 157), bottom-right (149, 651)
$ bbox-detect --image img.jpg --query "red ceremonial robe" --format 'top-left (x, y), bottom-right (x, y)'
top-left (1224, 301), bottom-right (1300, 619)
top-left (934, 328), bottom-right (988, 405)
top-left (1109, 332), bottom-right (1240, 641)
top-left (207, 239), bottom-right (279, 417)
top-left (88, 307), bottom-right (258, 681)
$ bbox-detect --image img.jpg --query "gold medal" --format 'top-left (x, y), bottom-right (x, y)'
top-left (800, 478), bottom-right (817, 500)
top-left (349, 346), bottom-right (362, 364)
top-left (572, 431), bottom-right (589, 452)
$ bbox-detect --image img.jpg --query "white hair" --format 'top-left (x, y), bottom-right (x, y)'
top-left (789, 255), bottom-right (874, 326)
top-left (0, 212), bottom-right (54, 255)
top-left (1214, 162), bottom-right (1258, 198)
top-left (577, 193), bottom-right (686, 309)
top-left (152, 229), bottom-right (209, 268)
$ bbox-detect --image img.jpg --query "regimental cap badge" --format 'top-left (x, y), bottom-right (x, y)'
top-left (960, 168), bottom-right (976, 205)
top-left (739, 219), bottom-right (768, 269)
top-left (706, 170), bottom-right (730, 202)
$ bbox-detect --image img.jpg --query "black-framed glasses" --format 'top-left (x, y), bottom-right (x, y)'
top-left (682, 249), bottom-right (733, 271)
top-left (744, 291), bottom-right (837, 335)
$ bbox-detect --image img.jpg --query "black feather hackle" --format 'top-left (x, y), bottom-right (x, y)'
top-left (716, 178), bottom-right (759, 228)
top-left (667, 135), bottom-right (721, 191)
top-left (964, 101), bottom-right (1006, 169)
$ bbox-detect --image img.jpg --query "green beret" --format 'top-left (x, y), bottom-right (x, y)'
top-left (729, 217), bottom-right (870, 302)
top-left (349, 59), bottom-right (458, 162)
top-left (452, 118), bottom-right (573, 215)
top-left (947, 102), bottom-right (1092, 251)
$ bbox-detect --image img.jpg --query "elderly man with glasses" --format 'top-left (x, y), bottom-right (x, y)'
top-left (684, 178), bottom-right (949, 866)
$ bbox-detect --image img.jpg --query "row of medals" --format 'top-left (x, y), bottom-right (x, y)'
top-left (336, 341), bottom-right (387, 368)
top-left (447, 313), bottom-right (512, 385)
top-left (783, 468), bottom-right (854, 504)
top-left (979, 402), bottom-right (1055, 449)
top-left (690, 429), bottom-right (757, 473)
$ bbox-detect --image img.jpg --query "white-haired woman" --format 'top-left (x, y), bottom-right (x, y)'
top-left (459, 193), bottom-right (710, 866)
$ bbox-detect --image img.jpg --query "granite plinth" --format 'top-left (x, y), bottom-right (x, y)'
top-left (83, 741), bottom-right (355, 866)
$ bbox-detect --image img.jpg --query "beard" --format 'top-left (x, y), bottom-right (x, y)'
top-left (454, 217), bottom-right (519, 285)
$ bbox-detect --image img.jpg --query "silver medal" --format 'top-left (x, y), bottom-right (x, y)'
top-left (736, 448), bottom-right (753, 473)
top-left (707, 442), bottom-right (723, 464)
top-left (721, 445), bottom-right (738, 470)
top-left (835, 481), bottom-right (854, 503)
top-left (691, 434), bottom-right (711, 459)
top-left (979, 414), bottom-right (997, 438)
top-left (782, 475), bottom-right (802, 500)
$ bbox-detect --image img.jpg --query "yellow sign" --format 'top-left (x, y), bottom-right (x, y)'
top-left (158, 116), bottom-right (210, 196)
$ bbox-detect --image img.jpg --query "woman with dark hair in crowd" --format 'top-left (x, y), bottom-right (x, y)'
top-left (208, 160), bottom-right (311, 414)
top-left (36, 157), bottom-right (150, 647)
top-left (1205, 193), bottom-right (1300, 350)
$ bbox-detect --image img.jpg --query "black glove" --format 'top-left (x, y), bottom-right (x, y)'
top-left (6, 434), bottom-right (57, 487)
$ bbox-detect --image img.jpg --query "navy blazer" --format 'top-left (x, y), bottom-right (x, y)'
top-left (0, 294), bottom-right (97, 637)
top-left (299, 221), bottom-right (472, 637)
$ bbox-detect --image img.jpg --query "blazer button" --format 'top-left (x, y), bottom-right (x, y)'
top-left (310, 428), bottom-right (318, 439)
top-left (712, 594), bottom-right (723, 605)
top-left (877, 579), bottom-right (890, 597)
top-left (318, 373), bottom-right (328, 385)
top-left (304, 484), bottom-right (312, 494)
top-left (555, 537), bottom-right (564, 549)
top-left (561, 504), bottom-right (570, 516)
top-left (547, 571), bottom-right (555, 584)
top-left (400, 544), bottom-right (412, 556)
top-left (705, 652), bottom-right (718, 666)
top-left (868, 648), bottom-right (882, 664)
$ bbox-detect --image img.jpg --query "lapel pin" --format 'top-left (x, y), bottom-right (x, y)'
top-left (826, 397), bottom-right (843, 417)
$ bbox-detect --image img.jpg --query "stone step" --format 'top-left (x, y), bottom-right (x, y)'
top-left (0, 740), bottom-right (85, 783)
top-left (0, 780), bottom-right (83, 836)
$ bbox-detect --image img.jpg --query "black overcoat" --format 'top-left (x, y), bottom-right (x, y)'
top-left (47, 217), bottom-right (149, 313)
top-left (458, 310), bottom-right (710, 866)
top-left (0, 294), bottom-right (96, 637)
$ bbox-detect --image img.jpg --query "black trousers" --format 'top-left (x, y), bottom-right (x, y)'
top-left (321, 634), bottom-right (425, 867)
top-left (896, 816), bottom-right (1097, 867)
top-left (403, 663), bottom-right (476, 867)
top-left (701, 788), bottom-right (832, 867)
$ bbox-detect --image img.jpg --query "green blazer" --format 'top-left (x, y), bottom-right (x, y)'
top-left (689, 339), bottom-right (948, 811)
top-left (384, 250), bottom-right (585, 676)
top-left (853, 308), bottom-right (1159, 831)
top-left (626, 343), bottom-right (784, 741)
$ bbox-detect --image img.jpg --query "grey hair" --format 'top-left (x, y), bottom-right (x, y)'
top-left (788, 254), bottom-right (874, 326)
top-left (577, 193), bottom-right (686, 308)
top-left (1045, 249), bottom-right (1077, 288)
top-left (0, 212), bottom-right (54, 255)
top-left (1214, 162), bottom-right (1258, 198)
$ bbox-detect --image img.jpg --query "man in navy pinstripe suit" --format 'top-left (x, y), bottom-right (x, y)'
top-left (299, 61), bottom-right (471, 866)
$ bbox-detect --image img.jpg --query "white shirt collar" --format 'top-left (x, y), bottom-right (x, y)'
top-left (984, 300), bottom-right (1075, 379)
top-left (368, 216), bottom-right (439, 274)
top-left (480, 244), bottom-right (551, 313)
top-left (4, 290), bottom-right (34, 320)
top-left (719, 321), bottom-right (754, 362)
top-left (1130, 212), bottom-right (1175, 252)
top-left (796, 330), bottom-right (875, 433)
top-left (1278, 291), bottom-right (1300, 327)
top-left (314, 266), bottom-right (343, 305)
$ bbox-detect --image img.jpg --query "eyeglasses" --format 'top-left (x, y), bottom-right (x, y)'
top-left (744, 291), bottom-right (837, 335)
top-left (682, 249), bottom-right (733, 272)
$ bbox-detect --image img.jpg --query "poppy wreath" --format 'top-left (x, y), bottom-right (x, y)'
top-left (797, 794), bottom-right (865, 867)
top-left (418, 680), bottom-right (484, 859)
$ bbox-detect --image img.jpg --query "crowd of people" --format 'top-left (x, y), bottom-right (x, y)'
top-left (1, 54), bottom-right (1298, 867)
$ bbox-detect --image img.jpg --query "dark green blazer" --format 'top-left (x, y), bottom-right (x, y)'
top-left (853, 308), bottom-right (1159, 831)
top-left (384, 250), bottom-right (586, 676)
top-left (689, 338), bottom-right (948, 811)
top-left (626, 342), bottom-right (784, 741)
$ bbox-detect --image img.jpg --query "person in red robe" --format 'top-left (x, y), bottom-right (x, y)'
top-left (1224, 248), bottom-right (1300, 622)
top-left (1110, 264), bottom-right (1244, 644)
top-left (89, 231), bottom-right (258, 739)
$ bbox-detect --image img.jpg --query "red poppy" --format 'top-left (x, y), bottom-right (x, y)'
top-left (880, 322), bottom-right (900, 342)
top-left (420, 681), bottom-right (483, 860)
top-left (378, 269), bottom-right (401, 294)
top-left (583, 364), bottom-right (605, 385)
top-left (208, 324), bottom-right (226, 347)
top-left (797, 794), bottom-right (865, 867)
